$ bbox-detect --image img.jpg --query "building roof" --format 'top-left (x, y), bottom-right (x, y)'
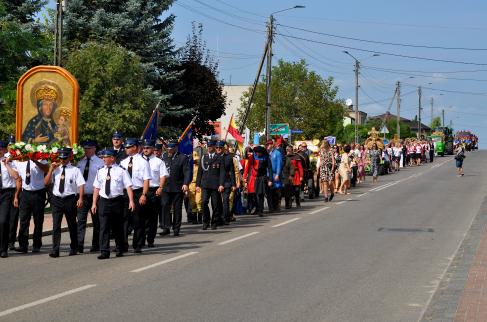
top-left (368, 111), bottom-right (431, 132)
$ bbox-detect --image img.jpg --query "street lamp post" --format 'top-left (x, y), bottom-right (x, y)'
top-left (265, 5), bottom-right (305, 140)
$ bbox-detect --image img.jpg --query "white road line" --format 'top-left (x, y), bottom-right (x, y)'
top-left (336, 201), bottom-right (347, 205)
top-left (309, 206), bottom-right (329, 215)
top-left (358, 193), bottom-right (368, 197)
top-left (347, 198), bottom-right (353, 201)
top-left (131, 252), bottom-right (198, 273)
top-left (369, 182), bottom-right (396, 192)
top-left (218, 232), bottom-right (259, 246)
top-left (374, 181), bottom-right (399, 191)
top-left (0, 284), bottom-right (96, 318)
top-left (272, 217), bottom-right (301, 228)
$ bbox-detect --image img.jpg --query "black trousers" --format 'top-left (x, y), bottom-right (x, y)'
top-left (51, 195), bottom-right (78, 253)
top-left (270, 188), bottom-right (281, 210)
top-left (248, 192), bottom-right (265, 214)
top-left (8, 201), bottom-right (19, 245)
top-left (284, 185), bottom-right (300, 207)
top-left (77, 194), bottom-right (99, 250)
top-left (0, 189), bottom-right (15, 253)
top-left (18, 189), bottom-right (45, 249)
top-left (201, 188), bottom-right (222, 224)
top-left (222, 187), bottom-right (232, 222)
top-left (161, 191), bottom-right (184, 231)
top-left (145, 188), bottom-right (160, 244)
top-left (123, 189), bottom-right (145, 249)
top-left (98, 196), bottom-right (124, 255)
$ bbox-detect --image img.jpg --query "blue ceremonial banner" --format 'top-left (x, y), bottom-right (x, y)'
top-left (179, 128), bottom-right (193, 156)
top-left (141, 110), bottom-right (159, 140)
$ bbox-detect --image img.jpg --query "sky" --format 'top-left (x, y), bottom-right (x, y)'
top-left (48, 0), bottom-right (487, 147)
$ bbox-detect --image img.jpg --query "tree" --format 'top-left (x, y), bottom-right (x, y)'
top-left (65, 42), bottom-right (157, 147)
top-left (430, 116), bottom-right (442, 129)
top-left (237, 59), bottom-right (345, 139)
top-left (165, 23), bottom-right (226, 138)
top-left (0, 0), bottom-right (52, 139)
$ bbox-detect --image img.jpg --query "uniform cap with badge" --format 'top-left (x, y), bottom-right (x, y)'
top-left (98, 149), bottom-right (116, 158)
top-left (58, 147), bottom-right (73, 159)
top-left (167, 140), bottom-right (178, 149)
top-left (124, 138), bottom-right (139, 148)
top-left (81, 139), bottom-right (97, 149)
top-left (142, 139), bottom-right (155, 148)
top-left (112, 131), bottom-right (123, 139)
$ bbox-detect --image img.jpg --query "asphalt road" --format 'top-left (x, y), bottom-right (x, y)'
top-left (1, 152), bottom-right (485, 322)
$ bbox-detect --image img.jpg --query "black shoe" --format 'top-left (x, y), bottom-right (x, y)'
top-left (329, 194), bottom-right (334, 202)
top-left (78, 246), bottom-right (84, 254)
top-left (258, 212), bottom-right (264, 217)
top-left (89, 247), bottom-right (99, 253)
top-left (147, 243), bottom-right (155, 248)
top-left (202, 223), bottom-right (209, 230)
top-left (98, 253), bottom-right (110, 260)
top-left (14, 247), bottom-right (27, 253)
top-left (1, 251), bottom-right (8, 258)
top-left (173, 230), bottom-right (180, 237)
top-left (8, 244), bottom-right (14, 251)
top-left (211, 223), bottom-right (218, 230)
top-left (115, 251), bottom-right (124, 257)
top-left (223, 219), bottom-right (230, 225)
top-left (134, 248), bottom-right (142, 254)
top-left (32, 247), bottom-right (40, 253)
top-left (49, 252), bottom-right (59, 258)
top-left (159, 229), bottom-right (170, 236)
top-left (324, 197), bottom-right (329, 202)
top-left (69, 249), bottom-right (78, 256)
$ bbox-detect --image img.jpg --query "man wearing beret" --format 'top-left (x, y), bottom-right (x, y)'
top-left (160, 140), bottom-right (191, 236)
top-left (196, 140), bottom-right (225, 230)
top-left (120, 138), bottom-right (151, 253)
top-left (44, 148), bottom-right (85, 257)
top-left (77, 140), bottom-right (104, 253)
top-left (0, 140), bottom-right (20, 258)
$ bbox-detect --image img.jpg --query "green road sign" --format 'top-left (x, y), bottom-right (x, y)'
top-left (270, 123), bottom-right (290, 135)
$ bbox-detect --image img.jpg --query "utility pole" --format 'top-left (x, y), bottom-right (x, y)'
top-left (417, 86), bottom-right (422, 138)
top-left (396, 81), bottom-right (401, 138)
top-left (442, 109), bottom-right (445, 127)
top-left (53, 0), bottom-right (65, 66)
top-left (430, 97), bottom-right (434, 126)
top-left (265, 15), bottom-right (274, 140)
top-left (354, 60), bottom-right (360, 144)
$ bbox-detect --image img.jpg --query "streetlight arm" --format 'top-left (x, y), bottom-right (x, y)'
top-left (271, 5), bottom-right (305, 15)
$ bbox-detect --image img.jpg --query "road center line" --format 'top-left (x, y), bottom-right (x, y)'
top-left (131, 252), bottom-right (199, 273)
top-left (0, 284), bottom-right (96, 318)
top-left (358, 192), bottom-right (368, 197)
top-left (375, 181), bottom-right (399, 191)
top-left (369, 182), bottom-right (396, 192)
top-left (218, 232), bottom-right (259, 246)
top-left (336, 201), bottom-right (347, 205)
top-left (309, 206), bottom-right (329, 215)
top-left (272, 218), bottom-right (301, 227)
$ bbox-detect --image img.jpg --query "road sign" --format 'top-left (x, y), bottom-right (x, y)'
top-left (291, 129), bottom-right (303, 134)
top-left (269, 123), bottom-right (290, 136)
top-left (380, 126), bottom-right (389, 134)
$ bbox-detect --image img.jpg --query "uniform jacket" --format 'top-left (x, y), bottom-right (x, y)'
top-left (219, 153), bottom-right (236, 188)
top-left (114, 147), bottom-right (127, 164)
top-left (270, 148), bottom-right (283, 189)
top-left (162, 152), bottom-right (191, 193)
top-left (196, 153), bottom-right (225, 190)
top-left (282, 154), bottom-right (296, 186)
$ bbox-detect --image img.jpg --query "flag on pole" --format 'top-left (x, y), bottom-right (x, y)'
top-left (178, 128), bottom-right (193, 156)
top-left (226, 115), bottom-right (244, 143)
top-left (140, 107), bottom-right (160, 140)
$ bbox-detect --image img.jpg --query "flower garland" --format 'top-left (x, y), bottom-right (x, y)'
top-left (8, 142), bottom-right (85, 164)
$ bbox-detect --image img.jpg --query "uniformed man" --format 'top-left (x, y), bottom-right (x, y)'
top-left (196, 140), bottom-right (225, 230)
top-left (141, 139), bottom-right (168, 247)
top-left (44, 148), bottom-right (85, 258)
top-left (91, 149), bottom-right (135, 259)
top-left (160, 140), bottom-right (191, 236)
top-left (0, 140), bottom-right (20, 258)
top-left (76, 140), bottom-right (104, 253)
top-left (216, 141), bottom-right (236, 225)
top-left (154, 143), bottom-right (163, 159)
top-left (112, 131), bottom-right (127, 164)
top-left (120, 138), bottom-right (151, 253)
top-left (6, 135), bottom-right (20, 251)
top-left (14, 153), bottom-right (49, 253)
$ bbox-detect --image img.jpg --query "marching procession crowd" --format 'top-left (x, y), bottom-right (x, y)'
top-left (0, 131), bottom-right (447, 260)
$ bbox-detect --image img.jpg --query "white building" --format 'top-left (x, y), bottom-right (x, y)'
top-left (218, 85), bottom-right (250, 138)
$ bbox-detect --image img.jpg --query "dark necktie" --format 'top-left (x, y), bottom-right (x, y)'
top-left (25, 160), bottom-right (31, 185)
top-left (146, 156), bottom-right (150, 162)
top-left (105, 166), bottom-right (111, 196)
top-left (0, 161), bottom-right (3, 189)
top-left (128, 157), bottom-right (133, 178)
top-left (83, 157), bottom-right (90, 181)
top-left (59, 166), bottom-right (66, 194)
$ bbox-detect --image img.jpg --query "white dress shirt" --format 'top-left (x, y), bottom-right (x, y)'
top-left (0, 157), bottom-right (17, 189)
top-left (76, 155), bottom-right (104, 194)
top-left (14, 160), bottom-right (47, 191)
top-left (146, 155), bottom-right (169, 188)
top-left (50, 164), bottom-right (85, 197)
top-left (120, 154), bottom-right (151, 189)
top-left (93, 164), bottom-right (132, 199)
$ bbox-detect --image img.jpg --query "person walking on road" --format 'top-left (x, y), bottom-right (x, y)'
top-left (454, 144), bottom-right (465, 177)
top-left (316, 140), bottom-right (335, 202)
top-left (369, 143), bottom-right (381, 183)
top-left (44, 148), bottom-right (85, 258)
top-left (243, 145), bottom-right (273, 216)
top-left (217, 141), bottom-right (236, 225)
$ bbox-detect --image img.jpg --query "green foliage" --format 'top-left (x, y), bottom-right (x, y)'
top-left (166, 22), bottom-right (226, 138)
top-left (65, 42), bottom-right (157, 147)
top-left (430, 116), bottom-right (442, 129)
top-left (238, 59), bottom-right (345, 139)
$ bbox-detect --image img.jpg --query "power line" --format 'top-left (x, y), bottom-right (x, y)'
top-left (213, 0), bottom-right (267, 18)
top-left (362, 65), bottom-right (487, 74)
top-left (402, 82), bottom-right (487, 96)
top-left (276, 33), bottom-right (487, 66)
top-left (277, 23), bottom-right (487, 51)
top-left (190, 0), bottom-right (266, 25)
top-left (363, 66), bottom-right (487, 82)
top-left (360, 89), bottom-right (416, 106)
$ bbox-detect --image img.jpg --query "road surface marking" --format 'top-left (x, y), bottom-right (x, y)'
top-left (369, 181), bottom-right (397, 192)
top-left (375, 181), bottom-right (399, 191)
top-left (347, 198), bottom-right (353, 201)
top-left (131, 252), bottom-right (199, 273)
top-left (358, 193), bottom-right (368, 197)
top-left (218, 232), bottom-right (259, 246)
top-left (309, 206), bottom-right (329, 215)
top-left (272, 217), bottom-right (301, 228)
top-left (336, 201), bottom-right (347, 205)
top-left (0, 284), bottom-right (96, 318)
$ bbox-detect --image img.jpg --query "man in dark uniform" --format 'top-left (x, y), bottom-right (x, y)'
top-left (44, 148), bottom-right (85, 257)
top-left (112, 131), bottom-right (127, 164)
top-left (91, 149), bottom-right (135, 259)
top-left (160, 140), bottom-right (191, 236)
top-left (216, 141), bottom-right (236, 225)
top-left (196, 140), bottom-right (225, 230)
top-left (0, 140), bottom-right (20, 258)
